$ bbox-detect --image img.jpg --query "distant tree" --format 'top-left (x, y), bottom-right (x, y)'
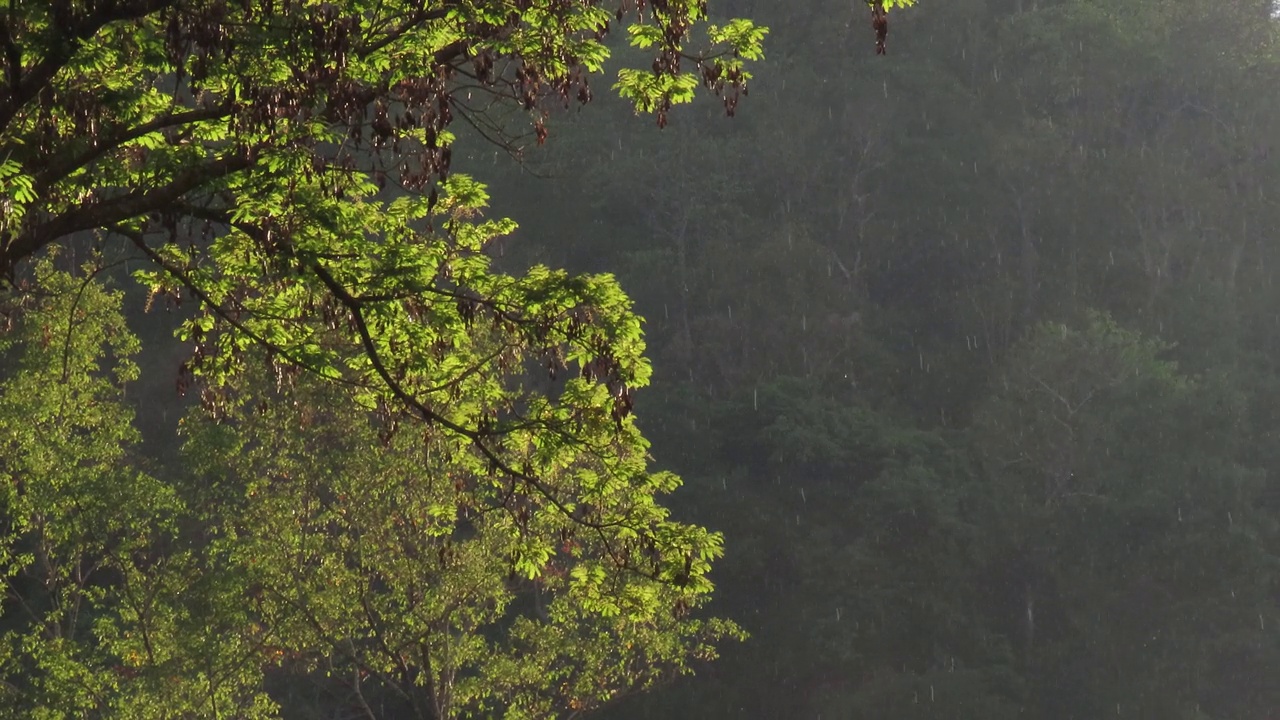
top-left (972, 312), bottom-right (1280, 719)
top-left (0, 258), bottom-right (272, 717)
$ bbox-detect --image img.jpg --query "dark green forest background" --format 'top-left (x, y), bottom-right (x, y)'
top-left (464, 0), bottom-right (1280, 716)
top-left (7, 0), bottom-right (1280, 717)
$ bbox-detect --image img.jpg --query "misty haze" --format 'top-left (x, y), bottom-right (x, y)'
top-left (2, 1), bottom-right (1278, 718)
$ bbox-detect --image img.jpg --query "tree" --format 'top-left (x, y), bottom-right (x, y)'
top-left (0, 1), bottom-right (973, 715)
top-left (971, 312), bottom-right (1280, 719)
top-left (0, 2), bottom-right (773, 707)
top-left (0, 0), bottom-right (769, 469)
top-left (0, 1), bottom-right (782, 715)
top-left (0, 253), bottom-right (743, 717)
top-left (0, 257), bottom-right (274, 718)
top-left (182, 368), bottom-right (740, 719)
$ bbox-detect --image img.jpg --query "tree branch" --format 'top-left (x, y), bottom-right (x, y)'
top-left (4, 151), bottom-right (254, 274)
top-left (126, 211), bottom-right (670, 578)
top-left (0, 0), bottom-right (179, 133)
top-left (357, 6), bottom-right (458, 60)
top-left (308, 260), bottom-right (634, 535)
top-left (33, 103), bottom-right (235, 194)
top-left (1, 15), bottom-right (20, 91)
top-left (114, 225), bottom-right (362, 394)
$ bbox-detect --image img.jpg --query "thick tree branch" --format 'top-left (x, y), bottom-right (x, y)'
top-left (3, 151), bottom-right (254, 274)
top-left (0, 0), bottom-right (179, 133)
top-left (33, 103), bottom-right (235, 194)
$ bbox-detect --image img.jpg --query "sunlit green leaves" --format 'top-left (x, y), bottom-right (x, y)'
top-left (179, 366), bottom-right (739, 717)
top-left (707, 20), bottom-right (770, 61)
top-left (629, 25), bottom-right (666, 50)
top-left (615, 69), bottom-right (701, 113)
top-left (0, 0), bottom-right (768, 714)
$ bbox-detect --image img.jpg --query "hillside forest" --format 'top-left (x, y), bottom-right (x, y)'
top-left (2, 0), bottom-right (1280, 718)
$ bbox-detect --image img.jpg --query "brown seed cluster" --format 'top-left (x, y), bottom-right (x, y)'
top-left (870, 0), bottom-right (889, 55)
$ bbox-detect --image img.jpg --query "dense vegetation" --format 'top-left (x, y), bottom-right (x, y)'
top-left (4, 0), bottom-right (1280, 718)
top-left (0, 0), bottom-right (777, 716)
top-left (478, 0), bottom-right (1280, 717)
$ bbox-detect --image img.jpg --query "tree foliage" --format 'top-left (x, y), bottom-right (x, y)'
top-left (0, 0), bottom-right (788, 716)
top-left (0, 0), bottom-right (769, 547)
top-left (183, 370), bottom-right (739, 718)
top-left (0, 258), bottom-right (274, 718)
